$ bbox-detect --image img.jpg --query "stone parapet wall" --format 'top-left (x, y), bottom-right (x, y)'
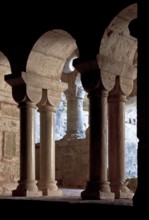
top-left (55, 137), bottom-right (89, 188)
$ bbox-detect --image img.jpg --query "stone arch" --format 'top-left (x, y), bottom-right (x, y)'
top-left (97, 3), bottom-right (138, 199)
top-left (0, 51), bottom-right (11, 74)
top-left (26, 29), bottom-right (78, 81)
top-left (98, 3), bottom-right (137, 94)
top-left (3, 30), bottom-right (79, 197)
top-left (54, 5), bottom-right (138, 193)
top-left (0, 51), bottom-right (12, 99)
top-left (27, 30), bottom-right (79, 143)
top-left (25, 29), bottom-right (80, 196)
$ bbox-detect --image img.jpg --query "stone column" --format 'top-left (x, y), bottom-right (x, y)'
top-left (81, 88), bottom-right (114, 200)
top-left (37, 103), bottom-right (61, 196)
top-left (5, 73), bottom-right (42, 197)
top-left (62, 72), bottom-right (86, 139)
top-left (12, 100), bottom-right (41, 196)
top-left (73, 61), bottom-right (114, 200)
top-left (5, 71), bottom-right (67, 197)
top-left (65, 85), bottom-right (85, 139)
top-left (108, 76), bottom-right (134, 199)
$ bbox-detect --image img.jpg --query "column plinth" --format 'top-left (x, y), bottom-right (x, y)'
top-left (81, 181), bottom-right (114, 200)
top-left (13, 180), bottom-right (41, 197)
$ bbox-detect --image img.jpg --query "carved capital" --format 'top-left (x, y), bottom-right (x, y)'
top-left (73, 59), bottom-right (101, 92)
top-left (5, 72), bottom-right (68, 106)
top-left (109, 75), bottom-right (133, 98)
top-left (120, 76), bottom-right (134, 96)
top-left (101, 71), bottom-right (116, 91)
top-left (23, 71), bottom-right (67, 106)
top-left (5, 73), bottom-right (42, 103)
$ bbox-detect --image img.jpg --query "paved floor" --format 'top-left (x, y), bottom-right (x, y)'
top-left (0, 188), bottom-right (141, 217)
top-left (0, 187), bottom-right (133, 205)
top-left (0, 188), bottom-right (137, 217)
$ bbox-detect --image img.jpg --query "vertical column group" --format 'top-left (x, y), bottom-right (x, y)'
top-left (108, 77), bottom-right (134, 199)
top-left (5, 72), bottom-right (66, 197)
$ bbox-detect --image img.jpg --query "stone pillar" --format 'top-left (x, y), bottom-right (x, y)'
top-left (81, 88), bottom-right (114, 199)
top-left (62, 72), bottom-right (86, 139)
top-left (74, 61), bottom-right (114, 200)
top-left (108, 76), bottom-right (134, 199)
top-left (65, 85), bottom-right (85, 139)
top-left (37, 103), bottom-right (61, 196)
top-left (5, 73), bottom-right (42, 197)
top-left (12, 100), bottom-right (41, 196)
top-left (5, 71), bottom-right (67, 197)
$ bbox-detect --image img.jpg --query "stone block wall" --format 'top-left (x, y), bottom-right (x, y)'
top-left (0, 75), bottom-right (20, 195)
top-left (55, 137), bottom-right (89, 188)
top-left (36, 137), bottom-right (89, 189)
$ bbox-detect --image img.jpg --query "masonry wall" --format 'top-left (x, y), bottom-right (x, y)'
top-left (0, 74), bottom-right (19, 195)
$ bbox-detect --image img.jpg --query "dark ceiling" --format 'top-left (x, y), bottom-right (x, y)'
top-left (0, 0), bottom-right (137, 73)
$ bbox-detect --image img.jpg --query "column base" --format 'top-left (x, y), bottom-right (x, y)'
top-left (12, 180), bottom-right (42, 197)
top-left (112, 185), bottom-right (134, 199)
top-left (38, 180), bottom-right (62, 196)
top-left (81, 181), bottom-right (115, 200)
top-left (42, 189), bottom-right (62, 196)
top-left (115, 190), bottom-right (134, 199)
top-left (12, 189), bottom-right (42, 197)
top-left (81, 189), bottom-right (115, 200)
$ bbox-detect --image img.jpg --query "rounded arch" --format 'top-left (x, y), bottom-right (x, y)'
top-left (0, 51), bottom-right (11, 75)
top-left (0, 51), bottom-right (12, 93)
top-left (98, 3), bottom-right (137, 82)
top-left (26, 29), bottom-right (78, 80)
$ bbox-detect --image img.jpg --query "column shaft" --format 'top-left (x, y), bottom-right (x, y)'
top-left (81, 89), bottom-right (114, 200)
top-left (108, 92), bottom-right (133, 199)
top-left (65, 86), bottom-right (85, 139)
top-left (37, 105), bottom-right (61, 196)
top-left (13, 101), bottom-right (41, 196)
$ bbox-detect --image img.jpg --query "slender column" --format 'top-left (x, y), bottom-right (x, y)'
top-left (13, 100), bottom-right (41, 196)
top-left (108, 78), bottom-right (134, 199)
top-left (62, 71), bottom-right (86, 140)
top-left (37, 104), bottom-right (61, 196)
top-left (81, 89), bottom-right (114, 200)
top-left (76, 86), bottom-right (86, 137)
top-left (65, 86), bottom-right (85, 139)
top-left (5, 72), bottom-right (66, 197)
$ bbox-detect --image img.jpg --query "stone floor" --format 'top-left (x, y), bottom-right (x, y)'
top-left (0, 188), bottom-right (138, 218)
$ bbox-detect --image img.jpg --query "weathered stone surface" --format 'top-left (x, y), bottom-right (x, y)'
top-left (0, 102), bottom-right (19, 119)
top-left (27, 30), bottom-right (77, 81)
top-left (0, 87), bottom-right (19, 191)
top-left (56, 138), bottom-right (89, 188)
top-left (3, 132), bottom-right (16, 158)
